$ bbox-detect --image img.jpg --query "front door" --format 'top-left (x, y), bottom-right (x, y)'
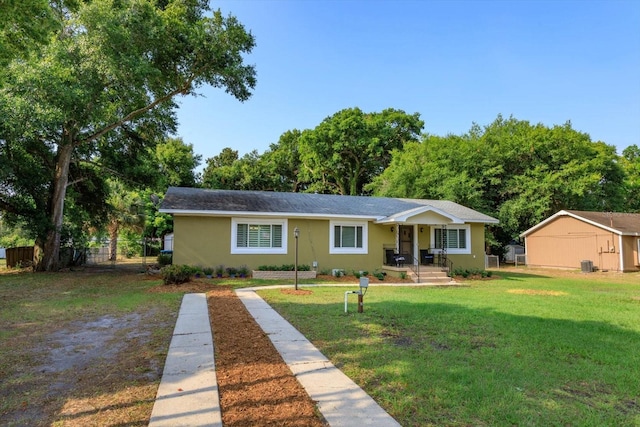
top-left (399, 225), bottom-right (413, 261)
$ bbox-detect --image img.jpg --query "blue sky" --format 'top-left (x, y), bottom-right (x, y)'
top-left (176, 0), bottom-right (640, 166)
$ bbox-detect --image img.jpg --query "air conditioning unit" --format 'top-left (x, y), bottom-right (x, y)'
top-left (581, 260), bottom-right (593, 273)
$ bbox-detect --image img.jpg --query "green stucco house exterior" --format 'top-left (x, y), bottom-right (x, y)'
top-left (159, 187), bottom-right (498, 279)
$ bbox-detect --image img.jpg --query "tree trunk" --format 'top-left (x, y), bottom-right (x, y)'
top-left (108, 221), bottom-right (119, 261)
top-left (36, 142), bottom-right (74, 271)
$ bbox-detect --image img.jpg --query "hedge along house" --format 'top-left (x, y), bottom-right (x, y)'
top-left (159, 187), bottom-right (499, 281)
top-left (520, 210), bottom-right (640, 272)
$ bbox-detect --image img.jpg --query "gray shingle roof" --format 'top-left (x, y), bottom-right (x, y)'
top-left (160, 187), bottom-right (498, 224)
top-left (565, 210), bottom-right (640, 234)
top-left (520, 210), bottom-right (640, 236)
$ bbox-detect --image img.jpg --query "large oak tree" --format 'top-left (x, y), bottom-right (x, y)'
top-left (0, 0), bottom-right (256, 270)
top-left (298, 107), bottom-right (424, 195)
top-left (368, 115), bottom-right (626, 250)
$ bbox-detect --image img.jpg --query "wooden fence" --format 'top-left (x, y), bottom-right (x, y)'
top-left (6, 246), bottom-right (34, 268)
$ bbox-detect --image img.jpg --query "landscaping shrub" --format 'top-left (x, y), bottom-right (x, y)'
top-left (157, 253), bottom-right (172, 266)
top-left (452, 268), bottom-right (491, 279)
top-left (373, 269), bottom-right (386, 280)
top-left (215, 265), bottom-right (225, 277)
top-left (161, 265), bottom-right (194, 285)
top-left (238, 265), bottom-right (250, 277)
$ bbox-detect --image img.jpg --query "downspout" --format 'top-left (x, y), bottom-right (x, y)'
top-left (618, 234), bottom-right (624, 272)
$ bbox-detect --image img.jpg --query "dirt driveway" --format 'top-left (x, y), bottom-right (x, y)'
top-left (1, 273), bottom-right (327, 426)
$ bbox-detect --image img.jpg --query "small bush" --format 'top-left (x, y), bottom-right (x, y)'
top-left (452, 268), bottom-right (491, 279)
top-left (215, 265), bottom-right (224, 276)
top-left (400, 272), bottom-right (407, 280)
top-left (161, 265), bottom-right (194, 285)
top-left (238, 265), bottom-right (250, 277)
top-left (373, 269), bottom-right (386, 281)
top-left (157, 253), bottom-right (172, 266)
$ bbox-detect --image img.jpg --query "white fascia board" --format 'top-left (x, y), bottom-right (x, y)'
top-left (520, 211), bottom-right (567, 237)
top-left (376, 205), bottom-right (464, 224)
top-left (520, 210), bottom-right (623, 237)
top-left (463, 218), bottom-right (500, 224)
top-left (160, 209), bottom-right (382, 221)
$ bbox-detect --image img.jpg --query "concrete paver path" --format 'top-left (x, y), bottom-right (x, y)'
top-left (149, 293), bottom-right (222, 427)
top-left (236, 288), bottom-right (402, 427)
top-left (150, 288), bottom-right (403, 426)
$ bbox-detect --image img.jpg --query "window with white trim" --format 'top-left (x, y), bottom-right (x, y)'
top-left (330, 221), bottom-right (368, 254)
top-left (231, 218), bottom-right (287, 254)
top-left (431, 225), bottom-right (471, 254)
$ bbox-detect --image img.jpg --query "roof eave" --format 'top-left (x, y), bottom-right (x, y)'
top-left (160, 209), bottom-right (382, 221)
top-left (520, 210), bottom-right (625, 237)
top-left (375, 205), bottom-right (465, 224)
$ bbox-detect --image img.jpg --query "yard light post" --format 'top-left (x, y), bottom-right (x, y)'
top-left (294, 227), bottom-right (299, 290)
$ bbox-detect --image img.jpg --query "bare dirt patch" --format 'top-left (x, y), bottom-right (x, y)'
top-left (281, 288), bottom-right (314, 295)
top-left (507, 289), bottom-right (569, 296)
top-left (1, 306), bottom-right (173, 426)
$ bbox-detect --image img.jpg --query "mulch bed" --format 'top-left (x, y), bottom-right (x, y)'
top-left (207, 286), bottom-right (327, 426)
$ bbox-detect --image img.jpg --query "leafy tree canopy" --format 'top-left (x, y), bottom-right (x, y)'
top-left (0, 0), bottom-right (256, 270)
top-left (298, 107), bottom-right (424, 195)
top-left (368, 115), bottom-right (626, 250)
top-left (621, 144), bottom-right (640, 212)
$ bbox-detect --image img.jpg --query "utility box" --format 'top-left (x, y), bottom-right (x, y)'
top-left (581, 260), bottom-right (593, 273)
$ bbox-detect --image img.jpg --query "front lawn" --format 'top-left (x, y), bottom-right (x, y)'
top-left (258, 269), bottom-right (640, 426)
top-left (0, 268), bottom-right (182, 426)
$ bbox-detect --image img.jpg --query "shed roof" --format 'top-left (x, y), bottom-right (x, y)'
top-left (159, 187), bottom-right (499, 224)
top-left (520, 210), bottom-right (640, 237)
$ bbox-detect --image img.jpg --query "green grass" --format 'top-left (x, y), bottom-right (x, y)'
top-left (258, 270), bottom-right (640, 426)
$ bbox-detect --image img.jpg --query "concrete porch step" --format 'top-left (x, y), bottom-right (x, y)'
top-left (383, 265), bottom-right (452, 284)
top-left (407, 271), bottom-right (452, 284)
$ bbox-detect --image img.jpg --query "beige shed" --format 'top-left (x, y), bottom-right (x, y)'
top-left (520, 210), bottom-right (640, 272)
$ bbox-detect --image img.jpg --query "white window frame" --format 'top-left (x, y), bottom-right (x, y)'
top-left (637, 238), bottom-right (640, 264)
top-left (430, 224), bottom-right (471, 255)
top-left (231, 218), bottom-right (288, 254)
top-left (330, 220), bottom-right (368, 254)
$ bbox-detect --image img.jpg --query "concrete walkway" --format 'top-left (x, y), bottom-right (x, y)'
top-left (149, 293), bottom-right (221, 427)
top-left (150, 288), bottom-right (403, 427)
top-left (236, 288), bottom-right (402, 427)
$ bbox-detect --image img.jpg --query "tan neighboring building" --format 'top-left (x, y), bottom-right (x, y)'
top-left (520, 210), bottom-right (640, 272)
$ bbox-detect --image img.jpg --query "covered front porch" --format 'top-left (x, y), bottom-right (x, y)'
top-left (375, 205), bottom-right (465, 283)
top-left (380, 223), bottom-right (453, 283)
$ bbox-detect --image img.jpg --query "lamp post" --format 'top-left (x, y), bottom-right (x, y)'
top-left (294, 227), bottom-right (299, 290)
